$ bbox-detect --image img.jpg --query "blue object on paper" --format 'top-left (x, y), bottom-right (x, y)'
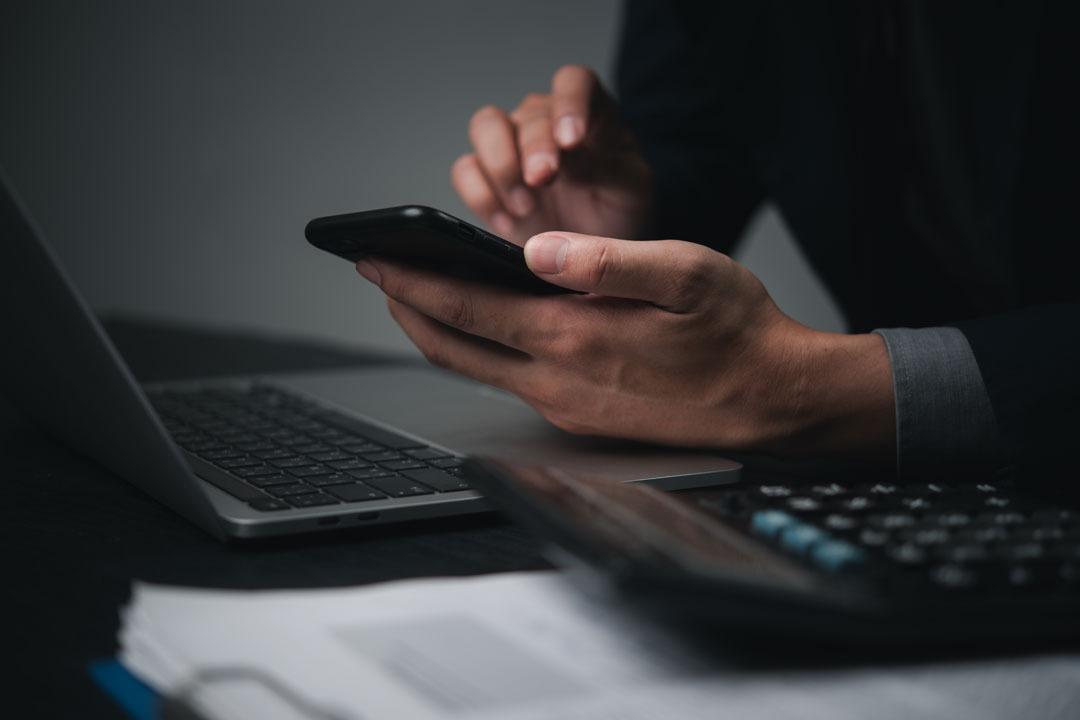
top-left (89, 659), bottom-right (159, 720)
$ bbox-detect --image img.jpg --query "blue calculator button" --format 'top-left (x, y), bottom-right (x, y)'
top-left (779, 523), bottom-right (827, 554)
top-left (811, 540), bottom-right (865, 572)
top-left (751, 510), bottom-right (796, 538)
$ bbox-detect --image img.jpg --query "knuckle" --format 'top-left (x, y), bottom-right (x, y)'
top-left (584, 243), bottom-right (615, 289)
top-left (438, 294), bottom-right (474, 331)
top-left (549, 326), bottom-right (593, 362)
top-left (668, 244), bottom-right (716, 308)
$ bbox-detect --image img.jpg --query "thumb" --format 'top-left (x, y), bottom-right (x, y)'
top-left (523, 231), bottom-right (718, 311)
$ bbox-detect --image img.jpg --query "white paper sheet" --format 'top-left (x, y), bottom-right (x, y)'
top-left (120, 571), bottom-right (1080, 720)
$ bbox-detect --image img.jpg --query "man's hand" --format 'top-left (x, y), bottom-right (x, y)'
top-left (357, 233), bottom-right (896, 458)
top-left (452, 65), bottom-right (652, 246)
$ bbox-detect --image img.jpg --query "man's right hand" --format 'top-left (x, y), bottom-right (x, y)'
top-left (451, 65), bottom-right (653, 246)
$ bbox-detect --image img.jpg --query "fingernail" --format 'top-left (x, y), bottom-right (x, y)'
top-left (524, 153), bottom-right (557, 184)
top-left (555, 115), bottom-right (584, 146)
top-left (356, 259), bottom-right (381, 285)
top-left (508, 186), bottom-right (534, 217)
top-left (491, 211), bottom-right (514, 237)
top-left (525, 234), bottom-right (569, 274)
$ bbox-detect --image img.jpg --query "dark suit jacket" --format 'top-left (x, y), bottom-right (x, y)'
top-left (615, 1), bottom-right (1079, 484)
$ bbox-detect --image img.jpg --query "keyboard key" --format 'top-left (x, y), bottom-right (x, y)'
top-left (811, 540), bottom-right (864, 572)
top-left (294, 443), bottom-right (332, 454)
top-left (380, 460), bottom-right (428, 471)
top-left (270, 456), bottom-right (310, 468)
top-left (287, 465), bottom-right (334, 478)
top-left (926, 512), bottom-right (973, 528)
top-left (365, 474), bottom-right (435, 498)
top-left (306, 473), bottom-right (355, 487)
top-left (285, 493), bottom-right (340, 508)
top-left (887, 543), bottom-right (928, 565)
top-left (750, 510), bottom-right (796, 539)
top-left (784, 497), bottom-right (822, 513)
top-left (248, 498), bottom-right (291, 512)
top-left (869, 514), bottom-right (916, 530)
top-left (346, 467), bottom-right (394, 481)
top-left (327, 459), bottom-right (372, 471)
top-left (252, 448), bottom-right (297, 460)
top-left (823, 514), bottom-right (858, 532)
top-left (902, 528), bottom-right (951, 546)
top-left (779, 523), bottom-right (826, 554)
top-left (979, 512), bottom-right (1027, 526)
top-left (309, 451), bottom-right (353, 463)
top-left (839, 496), bottom-right (876, 512)
top-left (930, 564), bottom-right (979, 590)
top-left (811, 483), bottom-right (847, 497)
top-left (900, 497), bottom-right (932, 511)
top-left (247, 474), bottom-right (297, 488)
top-left (756, 485), bottom-right (793, 498)
top-left (858, 528), bottom-right (891, 547)
top-left (402, 468), bottom-right (470, 493)
top-left (430, 457), bottom-right (464, 469)
top-left (267, 483), bottom-right (319, 497)
top-left (362, 451), bottom-right (405, 462)
top-left (327, 483), bottom-right (388, 503)
top-left (867, 483), bottom-right (898, 495)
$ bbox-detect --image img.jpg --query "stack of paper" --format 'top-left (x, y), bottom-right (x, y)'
top-left (121, 571), bottom-right (1080, 720)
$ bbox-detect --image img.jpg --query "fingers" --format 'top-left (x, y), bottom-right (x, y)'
top-left (468, 105), bottom-right (534, 220)
top-left (523, 231), bottom-right (723, 313)
top-left (451, 154), bottom-right (503, 228)
top-left (551, 65), bottom-right (600, 149)
top-left (387, 299), bottom-right (531, 392)
top-left (357, 257), bottom-right (559, 354)
top-left (511, 95), bottom-right (558, 187)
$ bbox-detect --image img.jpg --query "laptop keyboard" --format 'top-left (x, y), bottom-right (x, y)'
top-left (148, 384), bottom-right (469, 512)
top-left (709, 478), bottom-right (1080, 594)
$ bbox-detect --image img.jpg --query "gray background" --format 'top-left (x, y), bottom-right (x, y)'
top-left (0, 0), bottom-right (843, 356)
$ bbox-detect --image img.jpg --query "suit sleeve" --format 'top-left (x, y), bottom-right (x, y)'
top-left (953, 303), bottom-right (1080, 491)
top-left (614, 0), bottom-right (765, 252)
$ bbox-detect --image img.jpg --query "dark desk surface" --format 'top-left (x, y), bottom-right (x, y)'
top-left (3, 318), bottom-right (555, 717)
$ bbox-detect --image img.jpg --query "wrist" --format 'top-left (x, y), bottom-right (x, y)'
top-left (756, 326), bottom-right (896, 459)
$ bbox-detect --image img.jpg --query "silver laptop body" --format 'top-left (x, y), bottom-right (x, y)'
top-left (0, 174), bottom-right (740, 540)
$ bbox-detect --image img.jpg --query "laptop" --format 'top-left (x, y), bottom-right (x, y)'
top-left (465, 456), bottom-right (1080, 644)
top-left (0, 174), bottom-right (740, 540)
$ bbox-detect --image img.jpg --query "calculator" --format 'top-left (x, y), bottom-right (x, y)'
top-left (466, 457), bottom-right (1080, 644)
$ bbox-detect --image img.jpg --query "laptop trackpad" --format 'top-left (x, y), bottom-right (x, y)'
top-left (274, 366), bottom-right (740, 488)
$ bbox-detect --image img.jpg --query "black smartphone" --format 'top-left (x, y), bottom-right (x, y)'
top-left (305, 205), bottom-right (567, 294)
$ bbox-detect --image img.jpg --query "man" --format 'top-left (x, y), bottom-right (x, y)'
top-left (355, 2), bottom-right (1078, 481)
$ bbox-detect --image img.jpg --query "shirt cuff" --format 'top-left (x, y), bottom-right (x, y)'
top-left (873, 327), bottom-right (1004, 475)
